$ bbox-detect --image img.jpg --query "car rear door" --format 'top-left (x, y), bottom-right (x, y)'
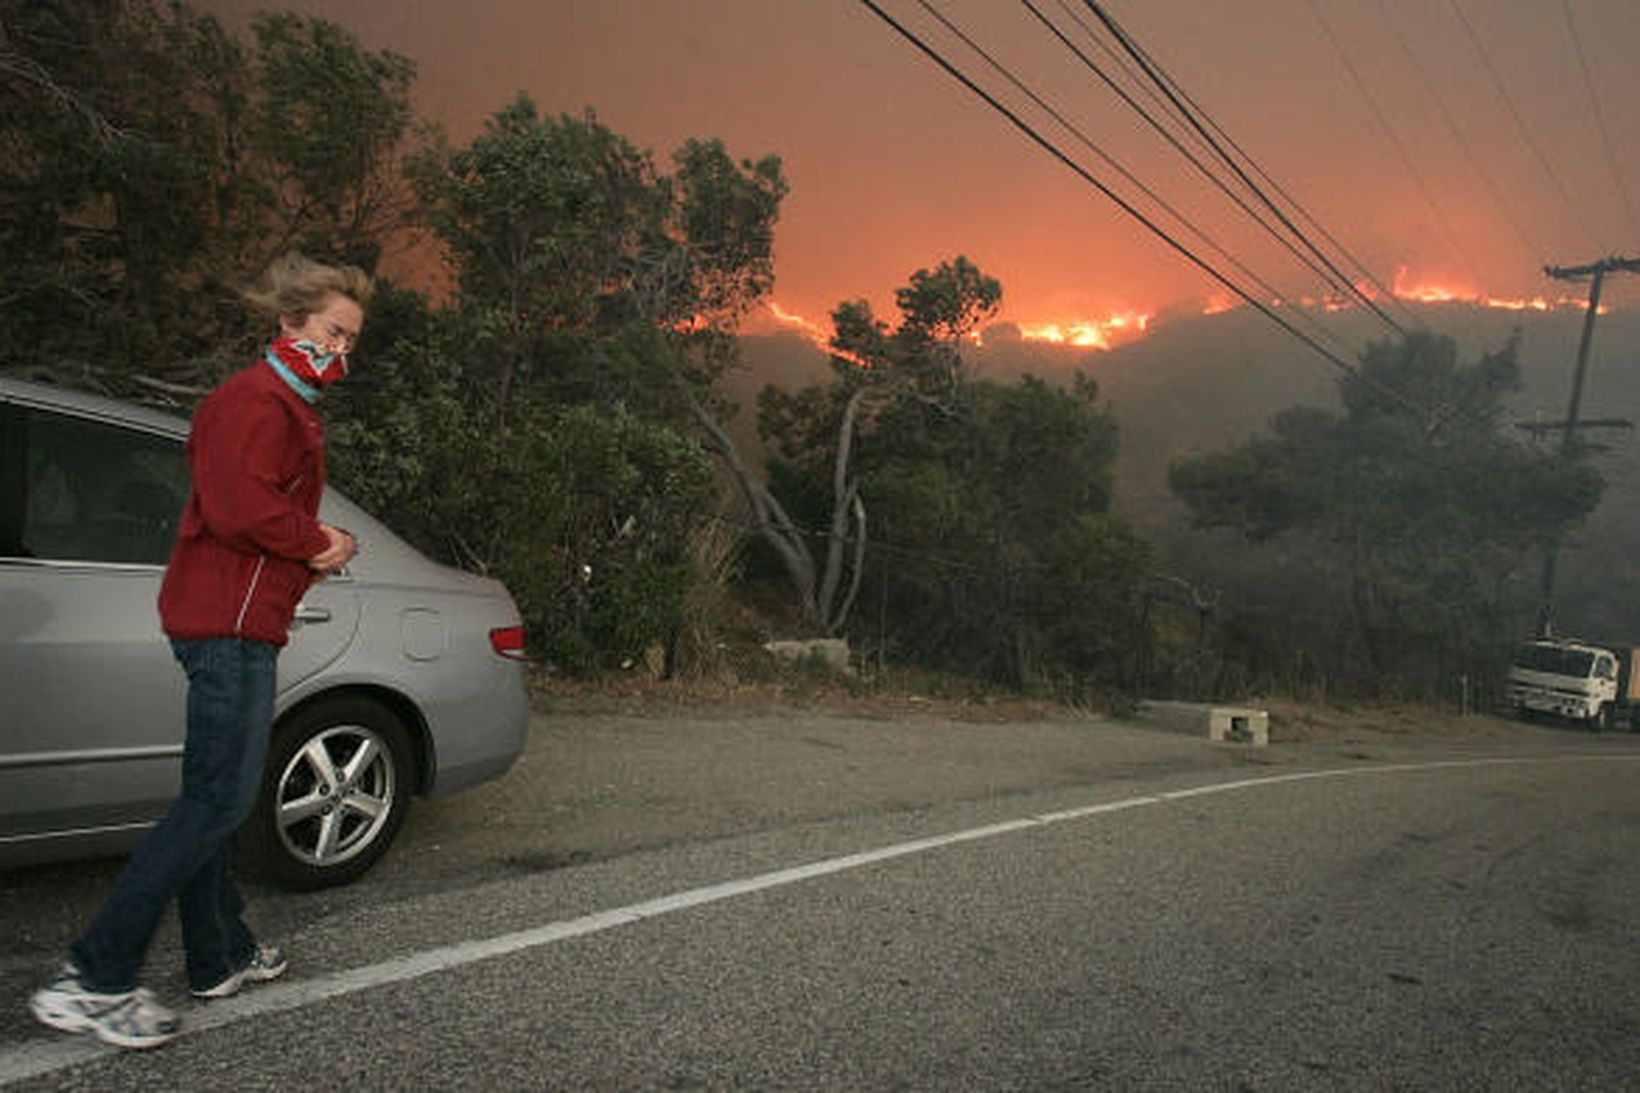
top-left (0, 396), bottom-right (359, 854)
top-left (277, 514), bottom-right (361, 688)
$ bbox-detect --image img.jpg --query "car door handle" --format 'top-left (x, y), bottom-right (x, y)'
top-left (293, 604), bottom-right (332, 625)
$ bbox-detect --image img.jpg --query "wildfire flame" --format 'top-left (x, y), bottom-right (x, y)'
top-left (1018, 313), bottom-right (1151, 350)
top-left (1387, 267), bottom-right (1586, 312)
top-left (763, 300), bottom-right (873, 369)
top-left (759, 270), bottom-right (1598, 363)
top-left (764, 300), bottom-right (1153, 353)
top-left (1197, 270), bottom-right (1594, 318)
top-left (766, 300), bottom-right (830, 343)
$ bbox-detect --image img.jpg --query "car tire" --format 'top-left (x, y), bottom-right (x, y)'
top-left (240, 695), bottom-right (413, 890)
top-left (1592, 703), bottom-right (1614, 732)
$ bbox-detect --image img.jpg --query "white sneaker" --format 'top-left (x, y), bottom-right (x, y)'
top-left (30, 963), bottom-right (179, 1049)
top-left (192, 942), bottom-right (288, 999)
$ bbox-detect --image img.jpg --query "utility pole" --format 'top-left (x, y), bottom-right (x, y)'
top-left (1535, 256), bottom-right (1640, 636)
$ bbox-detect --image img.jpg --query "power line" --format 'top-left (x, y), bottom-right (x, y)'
top-left (923, 0), bottom-right (1276, 297)
top-left (1558, 0), bottom-right (1640, 243)
top-left (1373, 0), bottom-right (1545, 268)
top-left (1015, 0), bottom-right (1379, 355)
top-left (834, 0), bottom-right (1607, 640)
top-left (1062, 0), bottom-right (1420, 332)
top-left (854, 0), bottom-right (1462, 427)
top-left (921, 0), bottom-right (1358, 359)
top-left (1305, 0), bottom-right (1484, 291)
top-left (1078, 0), bottom-right (1414, 336)
top-left (1446, 0), bottom-right (1603, 255)
top-left (1026, 2), bottom-right (1355, 308)
top-left (854, 0), bottom-right (1371, 385)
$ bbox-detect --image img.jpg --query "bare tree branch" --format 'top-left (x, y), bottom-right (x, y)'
top-left (0, 45), bottom-right (121, 142)
top-left (686, 388), bottom-right (820, 620)
top-left (825, 492), bottom-right (869, 636)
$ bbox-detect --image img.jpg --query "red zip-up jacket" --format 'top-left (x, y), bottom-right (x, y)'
top-left (158, 360), bottom-right (332, 647)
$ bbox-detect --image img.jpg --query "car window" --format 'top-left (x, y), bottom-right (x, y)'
top-left (0, 404), bottom-right (188, 565)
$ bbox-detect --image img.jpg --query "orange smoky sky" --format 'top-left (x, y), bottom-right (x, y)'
top-left (200, 0), bottom-right (1640, 341)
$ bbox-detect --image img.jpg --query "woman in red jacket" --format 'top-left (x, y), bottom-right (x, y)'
top-left (30, 253), bottom-right (370, 1049)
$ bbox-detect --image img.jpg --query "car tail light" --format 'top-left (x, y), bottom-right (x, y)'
top-left (489, 625), bottom-right (528, 660)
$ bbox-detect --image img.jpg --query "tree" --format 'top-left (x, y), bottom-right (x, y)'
top-left (410, 96), bottom-right (785, 431)
top-left (748, 258), bottom-right (1147, 689)
top-left (857, 371), bottom-right (1146, 687)
top-left (0, 1), bottom-right (419, 391)
top-left (397, 98), bottom-right (785, 667)
top-left (239, 13), bottom-right (418, 267)
top-left (3, 6), bottom-right (807, 673)
top-left (742, 257), bottom-right (1002, 635)
top-left (322, 294), bottom-right (719, 671)
top-left (489, 400), bottom-right (717, 672)
top-left (3, 0), bottom-right (228, 382)
top-left (1168, 331), bottom-right (1604, 687)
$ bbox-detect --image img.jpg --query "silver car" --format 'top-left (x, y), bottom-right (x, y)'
top-left (0, 376), bottom-right (529, 887)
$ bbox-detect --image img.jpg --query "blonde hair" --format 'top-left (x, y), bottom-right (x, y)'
top-left (243, 252), bottom-right (374, 324)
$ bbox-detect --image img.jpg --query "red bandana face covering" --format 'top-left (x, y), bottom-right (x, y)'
top-left (269, 337), bottom-right (349, 389)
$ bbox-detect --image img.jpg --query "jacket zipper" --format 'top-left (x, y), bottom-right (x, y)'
top-left (235, 555), bottom-right (267, 635)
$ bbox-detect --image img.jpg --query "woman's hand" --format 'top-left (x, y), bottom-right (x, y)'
top-left (308, 523), bottom-right (358, 574)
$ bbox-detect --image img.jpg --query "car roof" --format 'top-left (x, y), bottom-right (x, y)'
top-left (1, 373), bottom-right (493, 588)
top-left (1521, 638), bottom-right (1608, 654)
top-left (0, 375), bottom-right (191, 441)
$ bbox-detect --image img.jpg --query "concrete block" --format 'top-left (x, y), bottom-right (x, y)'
top-left (1139, 700), bottom-right (1269, 746)
top-left (763, 637), bottom-right (853, 675)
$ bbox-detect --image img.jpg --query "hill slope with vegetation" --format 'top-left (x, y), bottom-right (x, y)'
top-left (740, 299), bottom-right (1640, 699)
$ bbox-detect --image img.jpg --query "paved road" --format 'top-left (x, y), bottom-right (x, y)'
top-left (3, 709), bottom-right (1639, 1088)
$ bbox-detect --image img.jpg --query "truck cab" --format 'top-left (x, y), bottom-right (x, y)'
top-left (1507, 639), bottom-right (1633, 729)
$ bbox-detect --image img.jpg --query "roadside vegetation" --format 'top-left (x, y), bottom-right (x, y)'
top-left (0, 1), bottom-right (1603, 709)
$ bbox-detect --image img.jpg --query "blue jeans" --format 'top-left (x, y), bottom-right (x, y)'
top-left (71, 638), bottom-right (277, 993)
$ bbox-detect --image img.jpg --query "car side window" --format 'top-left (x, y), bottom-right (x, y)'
top-left (1, 404), bottom-right (188, 565)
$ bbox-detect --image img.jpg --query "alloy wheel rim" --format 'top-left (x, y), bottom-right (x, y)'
top-left (273, 723), bottom-right (396, 868)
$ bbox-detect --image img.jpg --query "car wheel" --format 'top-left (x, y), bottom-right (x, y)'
top-left (1592, 703), bottom-right (1614, 732)
top-left (241, 695), bottom-right (413, 889)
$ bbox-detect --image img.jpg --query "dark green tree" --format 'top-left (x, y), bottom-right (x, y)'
top-left (859, 372), bottom-right (1147, 687)
top-left (324, 299), bottom-right (719, 672)
top-left (1168, 330), bottom-right (1603, 686)
top-left (741, 257), bottom-right (1001, 635)
top-left (490, 398), bottom-right (717, 672)
top-left (756, 258), bottom-right (1148, 687)
top-left (403, 96), bottom-right (785, 669)
top-left (2, 5), bottom-right (791, 673)
top-left (0, 2), bottom-right (418, 391)
top-left (409, 96), bottom-right (785, 432)
top-left (238, 13), bottom-right (418, 266)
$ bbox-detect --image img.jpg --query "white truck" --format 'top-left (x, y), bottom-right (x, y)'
top-left (1507, 638), bottom-right (1640, 731)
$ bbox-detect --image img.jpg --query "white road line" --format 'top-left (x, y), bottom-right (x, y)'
top-left (3, 752), bottom-right (1635, 1085)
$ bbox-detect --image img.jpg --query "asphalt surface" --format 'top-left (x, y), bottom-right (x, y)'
top-left (3, 703), bottom-right (1639, 1089)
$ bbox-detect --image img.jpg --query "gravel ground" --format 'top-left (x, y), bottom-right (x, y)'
top-left (482, 676), bottom-right (1574, 870)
